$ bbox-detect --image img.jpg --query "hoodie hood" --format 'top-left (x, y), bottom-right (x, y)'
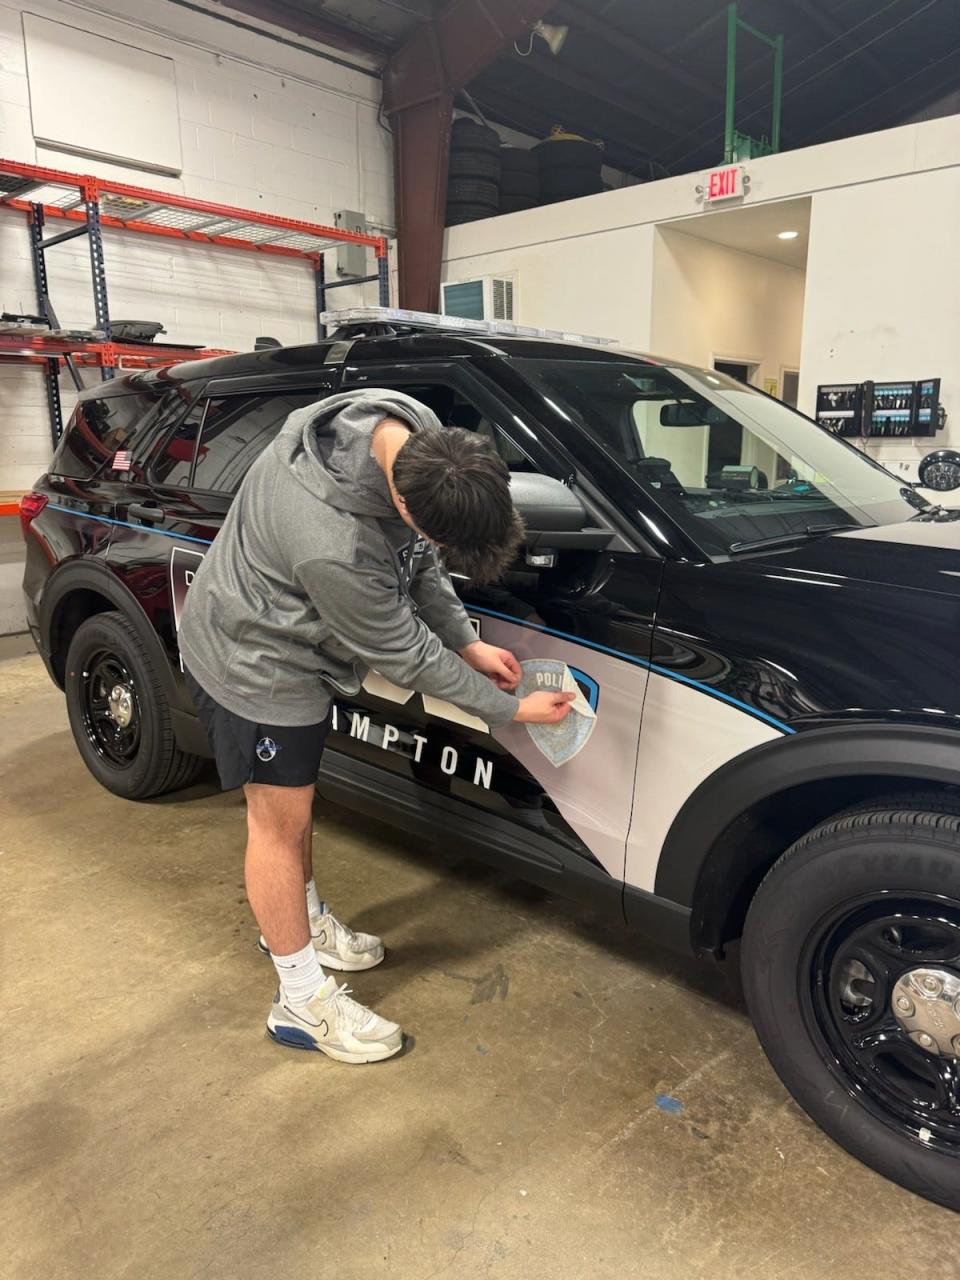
top-left (274, 387), bottom-right (444, 518)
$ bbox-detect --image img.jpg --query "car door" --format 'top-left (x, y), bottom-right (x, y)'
top-left (108, 375), bottom-right (339, 681)
top-left (338, 360), bottom-right (662, 896)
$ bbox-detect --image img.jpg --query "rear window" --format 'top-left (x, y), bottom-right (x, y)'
top-left (51, 390), bottom-right (165, 479)
top-left (152, 390), bottom-right (325, 493)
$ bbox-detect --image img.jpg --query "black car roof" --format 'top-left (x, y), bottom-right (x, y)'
top-left (89, 331), bottom-right (659, 399)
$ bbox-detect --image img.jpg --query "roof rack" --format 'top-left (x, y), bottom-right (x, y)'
top-left (319, 306), bottom-right (616, 346)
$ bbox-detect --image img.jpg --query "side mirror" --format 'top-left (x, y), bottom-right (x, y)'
top-left (509, 473), bottom-right (615, 564)
top-left (918, 449), bottom-right (960, 493)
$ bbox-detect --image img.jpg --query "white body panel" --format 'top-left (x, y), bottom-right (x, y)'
top-left (626, 673), bottom-right (782, 893)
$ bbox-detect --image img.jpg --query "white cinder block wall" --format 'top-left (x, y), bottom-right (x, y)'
top-left (0, 0), bottom-right (394, 494)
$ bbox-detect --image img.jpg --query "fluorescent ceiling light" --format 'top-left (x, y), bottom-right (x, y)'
top-left (778, 230), bottom-right (799, 240)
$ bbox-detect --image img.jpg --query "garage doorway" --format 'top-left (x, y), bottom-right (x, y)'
top-left (714, 359), bottom-right (754, 384)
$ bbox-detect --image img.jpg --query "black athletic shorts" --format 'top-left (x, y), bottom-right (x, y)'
top-left (184, 669), bottom-right (332, 791)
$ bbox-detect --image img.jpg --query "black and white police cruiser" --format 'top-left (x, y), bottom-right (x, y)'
top-left (21, 306), bottom-right (960, 1208)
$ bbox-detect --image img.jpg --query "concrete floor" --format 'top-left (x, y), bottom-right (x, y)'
top-left (1, 642), bottom-right (956, 1279)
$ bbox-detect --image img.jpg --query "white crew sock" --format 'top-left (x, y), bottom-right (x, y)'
top-left (305, 877), bottom-right (324, 920)
top-left (272, 940), bottom-right (326, 1007)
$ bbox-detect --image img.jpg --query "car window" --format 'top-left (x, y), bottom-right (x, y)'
top-left (152, 390), bottom-right (328, 492)
top-left (152, 399), bottom-right (208, 487)
top-left (53, 390), bottom-right (167, 479)
top-left (376, 382), bottom-right (540, 473)
top-left (515, 359), bottom-right (924, 555)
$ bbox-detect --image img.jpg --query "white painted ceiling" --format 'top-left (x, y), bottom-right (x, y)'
top-left (665, 197), bottom-right (812, 269)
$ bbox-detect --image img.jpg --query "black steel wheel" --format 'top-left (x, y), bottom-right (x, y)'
top-left (805, 896), bottom-right (960, 1154)
top-left (78, 647), bottom-right (143, 768)
top-left (65, 610), bottom-right (203, 799)
top-left (742, 798), bottom-right (960, 1210)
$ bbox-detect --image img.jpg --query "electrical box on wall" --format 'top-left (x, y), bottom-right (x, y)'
top-left (334, 210), bottom-right (369, 279)
top-left (816, 379), bottom-right (943, 439)
top-left (442, 276), bottom-right (516, 322)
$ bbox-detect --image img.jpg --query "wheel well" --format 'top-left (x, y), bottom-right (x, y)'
top-left (694, 774), bottom-right (960, 956)
top-left (49, 589), bottom-right (114, 686)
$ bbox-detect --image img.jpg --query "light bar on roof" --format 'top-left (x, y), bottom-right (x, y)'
top-left (319, 306), bottom-right (616, 346)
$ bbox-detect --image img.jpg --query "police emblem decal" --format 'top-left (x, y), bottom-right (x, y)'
top-left (256, 737), bottom-right (279, 762)
top-left (516, 659), bottom-right (598, 767)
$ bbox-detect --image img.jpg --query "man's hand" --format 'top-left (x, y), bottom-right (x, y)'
top-left (514, 690), bottom-right (576, 724)
top-left (460, 640), bottom-right (521, 691)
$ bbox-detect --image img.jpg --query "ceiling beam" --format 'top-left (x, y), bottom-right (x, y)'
top-left (506, 47), bottom-right (691, 141)
top-left (788, 0), bottom-right (893, 84)
top-left (466, 83), bottom-right (661, 173)
top-left (791, 46), bottom-right (960, 147)
top-left (218, 0), bottom-right (390, 59)
top-left (384, 0), bottom-right (555, 309)
top-left (552, 0), bottom-right (719, 102)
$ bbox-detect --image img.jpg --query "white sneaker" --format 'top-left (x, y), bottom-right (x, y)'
top-left (258, 909), bottom-right (385, 972)
top-left (266, 979), bottom-right (403, 1063)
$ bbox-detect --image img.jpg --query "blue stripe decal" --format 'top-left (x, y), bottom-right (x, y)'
top-left (47, 505), bottom-right (214, 546)
top-left (468, 604), bottom-right (796, 735)
top-left (47, 504), bottom-right (793, 735)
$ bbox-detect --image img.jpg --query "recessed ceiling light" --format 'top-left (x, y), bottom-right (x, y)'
top-left (778, 230), bottom-right (799, 240)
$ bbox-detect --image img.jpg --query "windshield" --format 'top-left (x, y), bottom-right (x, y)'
top-left (516, 359), bottom-right (925, 556)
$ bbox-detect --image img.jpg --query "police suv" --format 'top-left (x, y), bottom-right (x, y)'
top-left (20, 308), bottom-right (960, 1209)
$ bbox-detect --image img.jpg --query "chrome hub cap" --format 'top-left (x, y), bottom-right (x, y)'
top-left (108, 683), bottom-right (134, 729)
top-left (892, 967), bottom-right (960, 1058)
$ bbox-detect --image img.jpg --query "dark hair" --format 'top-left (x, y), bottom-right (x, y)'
top-left (392, 428), bottom-right (524, 583)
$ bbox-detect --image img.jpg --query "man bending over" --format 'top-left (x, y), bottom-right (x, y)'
top-left (178, 389), bottom-right (573, 1064)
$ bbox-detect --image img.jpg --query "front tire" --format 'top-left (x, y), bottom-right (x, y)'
top-left (65, 610), bottom-right (203, 799)
top-left (742, 801), bottom-right (960, 1210)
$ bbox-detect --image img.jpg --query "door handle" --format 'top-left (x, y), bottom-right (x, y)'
top-left (127, 502), bottom-right (164, 524)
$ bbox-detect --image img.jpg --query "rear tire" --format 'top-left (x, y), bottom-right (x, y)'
top-left (742, 802), bottom-right (960, 1210)
top-left (65, 611), bottom-right (203, 800)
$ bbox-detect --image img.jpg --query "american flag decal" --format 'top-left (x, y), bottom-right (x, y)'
top-left (113, 449), bottom-right (132, 471)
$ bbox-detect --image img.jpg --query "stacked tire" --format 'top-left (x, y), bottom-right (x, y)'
top-left (499, 147), bottom-right (539, 214)
top-left (446, 118), bottom-right (500, 226)
top-left (535, 131), bottom-right (604, 205)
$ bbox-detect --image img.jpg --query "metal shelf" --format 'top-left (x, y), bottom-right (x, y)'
top-left (0, 332), bottom-right (231, 368)
top-left (0, 155), bottom-right (391, 448)
top-left (0, 156), bottom-right (388, 263)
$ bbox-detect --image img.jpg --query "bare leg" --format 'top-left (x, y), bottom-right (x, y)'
top-left (301, 818), bottom-right (313, 886)
top-left (244, 782), bottom-right (314, 956)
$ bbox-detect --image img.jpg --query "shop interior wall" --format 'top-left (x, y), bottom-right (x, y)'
top-left (442, 219), bottom-right (658, 351)
top-left (647, 227), bottom-right (804, 485)
top-left (798, 165), bottom-right (960, 481)
top-left (0, 0), bottom-right (393, 497)
top-left (444, 115), bottom-right (959, 486)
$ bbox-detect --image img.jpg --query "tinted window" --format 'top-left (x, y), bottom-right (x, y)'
top-left (152, 390), bottom-right (327, 493)
top-left (376, 382), bottom-right (539, 473)
top-left (152, 399), bottom-right (206, 487)
top-left (52, 391), bottom-right (162, 479)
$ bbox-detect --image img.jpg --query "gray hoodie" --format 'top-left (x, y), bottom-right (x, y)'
top-left (177, 388), bottom-right (519, 728)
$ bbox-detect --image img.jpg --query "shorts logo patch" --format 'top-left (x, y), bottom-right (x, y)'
top-left (256, 736), bottom-right (279, 762)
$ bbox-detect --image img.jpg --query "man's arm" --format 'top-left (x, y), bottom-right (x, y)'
top-left (295, 555), bottom-right (519, 725)
top-left (408, 547), bottom-right (477, 652)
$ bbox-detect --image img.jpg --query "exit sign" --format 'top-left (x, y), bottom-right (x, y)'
top-left (703, 164), bottom-right (745, 203)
